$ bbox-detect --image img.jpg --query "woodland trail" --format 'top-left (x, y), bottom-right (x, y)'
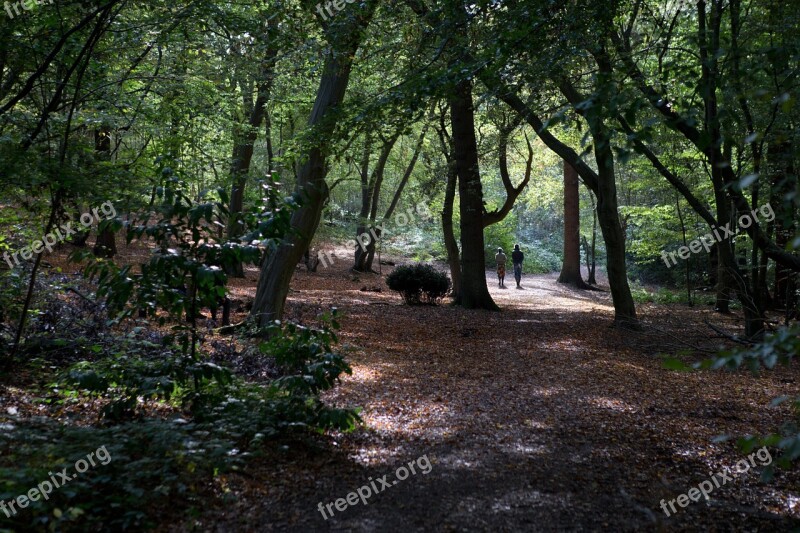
top-left (190, 259), bottom-right (800, 532)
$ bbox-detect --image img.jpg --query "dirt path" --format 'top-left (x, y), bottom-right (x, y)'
top-left (192, 261), bottom-right (800, 532)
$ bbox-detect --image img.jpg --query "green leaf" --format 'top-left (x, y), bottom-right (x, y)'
top-left (662, 358), bottom-right (694, 372)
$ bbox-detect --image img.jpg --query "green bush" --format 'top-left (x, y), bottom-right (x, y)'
top-left (630, 283), bottom-right (687, 304)
top-left (484, 215), bottom-right (517, 267)
top-left (21, 311), bottom-right (360, 530)
top-left (521, 241), bottom-right (563, 274)
top-left (386, 264), bottom-right (451, 305)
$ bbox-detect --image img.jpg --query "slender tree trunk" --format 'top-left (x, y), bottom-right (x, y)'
top-left (676, 194), bottom-right (693, 306)
top-left (759, 221), bottom-right (773, 309)
top-left (93, 125), bottom-right (116, 258)
top-left (449, 79), bottom-right (497, 311)
top-left (769, 139), bottom-right (797, 312)
top-left (353, 133), bottom-right (400, 272)
top-left (250, 12), bottom-right (373, 326)
top-left (594, 134), bottom-right (638, 327)
top-left (588, 190), bottom-right (597, 285)
top-left (226, 48), bottom-right (278, 277)
top-left (365, 127), bottom-right (428, 269)
top-left (442, 154), bottom-right (461, 301)
top-left (558, 161), bottom-right (588, 287)
top-left (354, 134), bottom-right (374, 272)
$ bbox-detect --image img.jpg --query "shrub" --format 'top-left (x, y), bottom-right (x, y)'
top-left (522, 240), bottom-right (563, 274)
top-left (386, 264), bottom-right (450, 305)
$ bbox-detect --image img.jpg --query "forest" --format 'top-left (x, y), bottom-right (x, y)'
top-left (0, 0), bottom-right (798, 530)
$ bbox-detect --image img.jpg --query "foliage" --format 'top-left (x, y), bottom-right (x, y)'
top-left (24, 309), bottom-right (359, 529)
top-left (386, 264), bottom-right (451, 305)
top-left (521, 241), bottom-right (563, 274)
top-left (63, 351), bottom-right (232, 422)
top-left (210, 309), bottom-right (361, 437)
top-left (629, 284), bottom-right (688, 305)
top-left (484, 214), bottom-right (518, 267)
top-left (0, 417), bottom-right (234, 531)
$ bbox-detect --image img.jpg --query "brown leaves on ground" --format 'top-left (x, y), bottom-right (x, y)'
top-left (178, 254), bottom-right (800, 532)
top-left (9, 242), bottom-right (799, 531)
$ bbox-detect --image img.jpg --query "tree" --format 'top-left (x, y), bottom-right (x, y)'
top-left (251, 3), bottom-right (377, 325)
top-left (558, 161), bottom-right (589, 288)
top-left (449, 78), bottom-right (498, 310)
top-left (226, 26), bottom-right (280, 277)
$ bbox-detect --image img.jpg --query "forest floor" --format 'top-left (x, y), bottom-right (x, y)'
top-left (173, 248), bottom-right (800, 532)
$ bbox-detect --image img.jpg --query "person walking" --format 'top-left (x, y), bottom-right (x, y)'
top-left (495, 247), bottom-right (507, 288)
top-left (512, 244), bottom-right (524, 288)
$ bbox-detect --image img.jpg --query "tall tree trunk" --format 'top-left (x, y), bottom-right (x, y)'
top-left (353, 133), bottom-right (400, 272)
top-left (365, 127), bottom-right (428, 270)
top-left (558, 70), bottom-right (638, 327)
top-left (442, 153), bottom-right (461, 301)
top-left (354, 134), bottom-right (374, 272)
top-left (226, 44), bottom-right (278, 277)
top-left (449, 79), bottom-right (497, 311)
top-left (759, 221), bottom-right (774, 309)
top-left (436, 106), bottom-right (461, 300)
top-left (594, 133), bottom-right (638, 327)
top-left (769, 139), bottom-right (797, 313)
top-left (588, 190), bottom-right (597, 285)
top-left (558, 161), bottom-right (588, 287)
top-left (93, 125), bottom-right (116, 258)
top-left (676, 194), bottom-right (693, 306)
top-left (250, 12), bottom-right (373, 326)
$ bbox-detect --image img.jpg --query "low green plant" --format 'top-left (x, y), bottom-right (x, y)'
top-left (0, 417), bottom-right (233, 531)
top-left (386, 264), bottom-right (451, 305)
top-left (630, 284), bottom-right (686, 304)
top-left (32, 310), bottom-right (360, 529)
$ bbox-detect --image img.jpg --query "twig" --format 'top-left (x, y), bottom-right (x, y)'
top-left (704, 320), bottom-right (755, 346)
top-left (628, 321), bottom-right (718, 354)
top-left (66, 287), bottom-right (99, 307)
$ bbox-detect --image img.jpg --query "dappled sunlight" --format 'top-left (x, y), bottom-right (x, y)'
top-left (584, 396), bottom-right (639, 413)
top-left (243, 264), bottom-right (800, 530)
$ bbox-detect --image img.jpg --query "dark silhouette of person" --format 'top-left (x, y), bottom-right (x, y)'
top-left (512, 244), bottom-right (524, 288)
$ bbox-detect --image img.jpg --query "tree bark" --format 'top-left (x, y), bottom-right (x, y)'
top-left (226, 42), bottom-right (278, 277)
top-left (354, 134), bottom-right (375, 272)
top-left (587, 190), bottom-right (597, 285)
top-left (442, 151), bottom-right (461, 301)
top-left (93, 125), bottom-right (116, 258)
top-left (769, 139), bottom-right (797, 313)
top-left (557, 161), bottom-right (588, 287)
top-left (449, 79), bottom-right (497, 311)
top-left (250, 11), bottom-right (374, 326)
top-left (593, 132), bottom-right (638, 327)
top-left (436, 106), bottom-right (461, 300)
top-left (354, 134), bottom-right (397, 272)
top-left (365, 126), bottom-right (428, 270)
top-left (558, 75), bottom-right (638, 327)
top-left (676, 194), bottom-right (693, 306)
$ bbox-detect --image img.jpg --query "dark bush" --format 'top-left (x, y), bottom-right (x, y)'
top-left (386, 264), bottom-right (450, 305)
